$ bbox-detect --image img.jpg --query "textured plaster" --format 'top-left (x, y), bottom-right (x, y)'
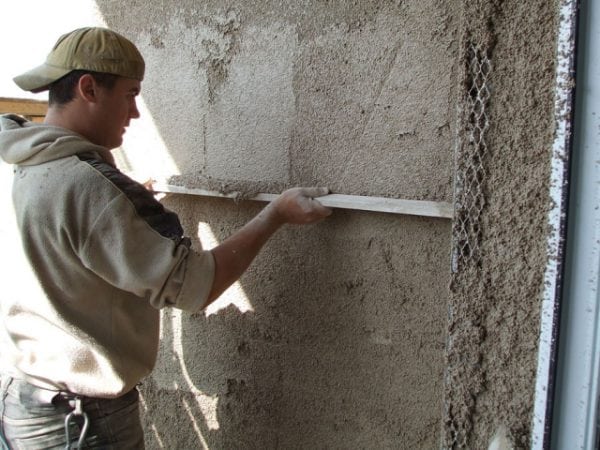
top-left (145, 197), bottom-right (450, 449)
top-left (98, 0), bottom-right (458, 201)
top-left (0, 0), bottom-right (561, 448)
top-left (91, 0), bottom-right (559, 449)
top-left (444, 1), bottom-right (557, 448)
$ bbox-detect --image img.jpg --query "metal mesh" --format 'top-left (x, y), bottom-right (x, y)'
top-left (452, 42), bottom-right (491, 273)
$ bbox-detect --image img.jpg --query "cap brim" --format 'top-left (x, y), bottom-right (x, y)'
top-left (13, 63), bottom-right (72, 93)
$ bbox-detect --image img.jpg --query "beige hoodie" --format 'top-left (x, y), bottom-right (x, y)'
top-left (0, 114), bottom-right (214, 398)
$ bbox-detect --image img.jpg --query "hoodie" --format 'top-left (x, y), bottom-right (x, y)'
top-left (0, 114), bottom-right (214, 397)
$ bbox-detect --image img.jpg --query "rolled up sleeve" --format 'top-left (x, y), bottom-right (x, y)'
top-left (80, 193), bottom-right (215, 312)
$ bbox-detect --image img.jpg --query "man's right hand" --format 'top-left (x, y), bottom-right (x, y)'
top-left (205, 187), bottom-right (332, 308)
top-left (267, 187), bottom-right (332, 225)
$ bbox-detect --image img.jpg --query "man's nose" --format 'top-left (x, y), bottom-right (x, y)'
top-left (130, 99), bottom-right (141, 119)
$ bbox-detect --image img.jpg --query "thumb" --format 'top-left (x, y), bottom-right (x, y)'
top-left (301, 188), bottom-right (332, 217)
top-left (309, 197), bottom-right (333, 217)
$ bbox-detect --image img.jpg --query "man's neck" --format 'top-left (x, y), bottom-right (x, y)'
top-left (44, 102), bottom-right (91, 141)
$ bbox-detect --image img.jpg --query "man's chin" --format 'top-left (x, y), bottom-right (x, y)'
top-left (107, 138), bottom-right (124, 150)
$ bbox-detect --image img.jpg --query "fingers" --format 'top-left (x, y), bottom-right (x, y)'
top-left (272, 186), bottom-right (332, 224)
top-left (302, 187), bottom-right (331, 218)
top-left (298, 187), bottom-right (329, 198)
top-left (294, 187), bottom-right (332, 222)
top-left (142, 178), bottom-right (155, 191)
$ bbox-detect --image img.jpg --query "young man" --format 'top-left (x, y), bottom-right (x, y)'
top-left (0, 27), bottom-right (330, 449)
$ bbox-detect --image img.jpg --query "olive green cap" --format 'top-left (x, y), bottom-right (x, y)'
top-left (13, 27), bottom-right (145, 93)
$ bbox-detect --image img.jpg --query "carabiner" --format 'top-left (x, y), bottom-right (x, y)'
top-left (64, 397), bottom-right (89, 449)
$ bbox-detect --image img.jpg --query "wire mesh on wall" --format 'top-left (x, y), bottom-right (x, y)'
top-left (451, 42), bottom-right (491, 273)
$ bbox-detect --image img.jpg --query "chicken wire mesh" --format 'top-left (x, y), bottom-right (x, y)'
top-left (451, 42), bottom-right (491, 273)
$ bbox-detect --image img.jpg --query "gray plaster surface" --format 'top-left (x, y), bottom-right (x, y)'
top-left (97, 0), bottom-right (458, 201)
top-left (144, 197), bottom-right (450, 449)
top-left (443, 1), bottom-right (557, 448)
top-left (92, 0), bottom-right (559, 448)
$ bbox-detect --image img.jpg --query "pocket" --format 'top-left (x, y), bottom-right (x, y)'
top-left (5, 383), bottom-right (69, 418)
top-left (2, 405), bottom-right (69, 450)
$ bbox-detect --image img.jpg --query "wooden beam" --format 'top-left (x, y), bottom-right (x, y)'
top-left (0, 97), bottom-right (48, 117)
top-left (153, 183), bottom-right (454, 219)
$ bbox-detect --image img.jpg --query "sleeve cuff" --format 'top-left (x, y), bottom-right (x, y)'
top-left (174, 249), bottom-right (215, 313)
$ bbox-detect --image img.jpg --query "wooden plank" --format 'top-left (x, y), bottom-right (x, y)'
top-left (0, 97), bottom-right (48, 117)
top-left (152, 183), bottom-right (454, 219)
top-left (316, 193), bottom-right (453, 219)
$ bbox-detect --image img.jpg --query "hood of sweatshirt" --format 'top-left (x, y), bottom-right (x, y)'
top-left (0, 114), bottom-right (114, 166)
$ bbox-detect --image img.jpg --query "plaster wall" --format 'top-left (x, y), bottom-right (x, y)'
top-left (146, 197), bottom-right (450, 448)
top-left (93, 0), bottom-right (458, 448)
top-left (444, 1), bottom-right (558, 448)
top-left (97, 0), bottom-right (560, 448)
top-left (0, 0), bottom-right (561, 448)
top-left (100, 0), bottom-right (458, 200)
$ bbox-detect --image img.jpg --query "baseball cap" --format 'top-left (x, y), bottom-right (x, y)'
top-left (13, 27), bottom-right (145, 93)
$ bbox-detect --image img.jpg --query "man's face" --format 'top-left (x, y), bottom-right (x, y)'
top-left (92, 76), bottom-right (141, 149)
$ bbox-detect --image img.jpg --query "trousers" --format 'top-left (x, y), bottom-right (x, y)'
top-left (0, 376), bottom-right (144, 449)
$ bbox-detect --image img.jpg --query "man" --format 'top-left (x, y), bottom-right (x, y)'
top-left (0, 27), bottom-right (331, 449)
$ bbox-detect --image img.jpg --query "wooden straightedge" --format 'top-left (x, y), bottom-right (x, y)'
top-left (152, 183), bottom-right (453, 219)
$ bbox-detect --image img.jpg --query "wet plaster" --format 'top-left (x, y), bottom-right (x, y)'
top-left (444, 1), bottom-right (557, 448)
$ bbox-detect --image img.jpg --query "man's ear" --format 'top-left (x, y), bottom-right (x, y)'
top-left (77, 74), bottom-right (98, 103)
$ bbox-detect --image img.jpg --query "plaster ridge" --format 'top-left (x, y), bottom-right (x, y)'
top-left (444, 0), bottom-right (502, 447)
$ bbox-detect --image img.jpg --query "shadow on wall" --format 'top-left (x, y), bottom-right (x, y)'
top-left (139, 196), bottom-right (450, 449)
top-left (91, 1), bottom-right (453, 448)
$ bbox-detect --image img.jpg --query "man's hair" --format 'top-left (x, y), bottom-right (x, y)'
top-left (48, 70), bottom-right (119, 106)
